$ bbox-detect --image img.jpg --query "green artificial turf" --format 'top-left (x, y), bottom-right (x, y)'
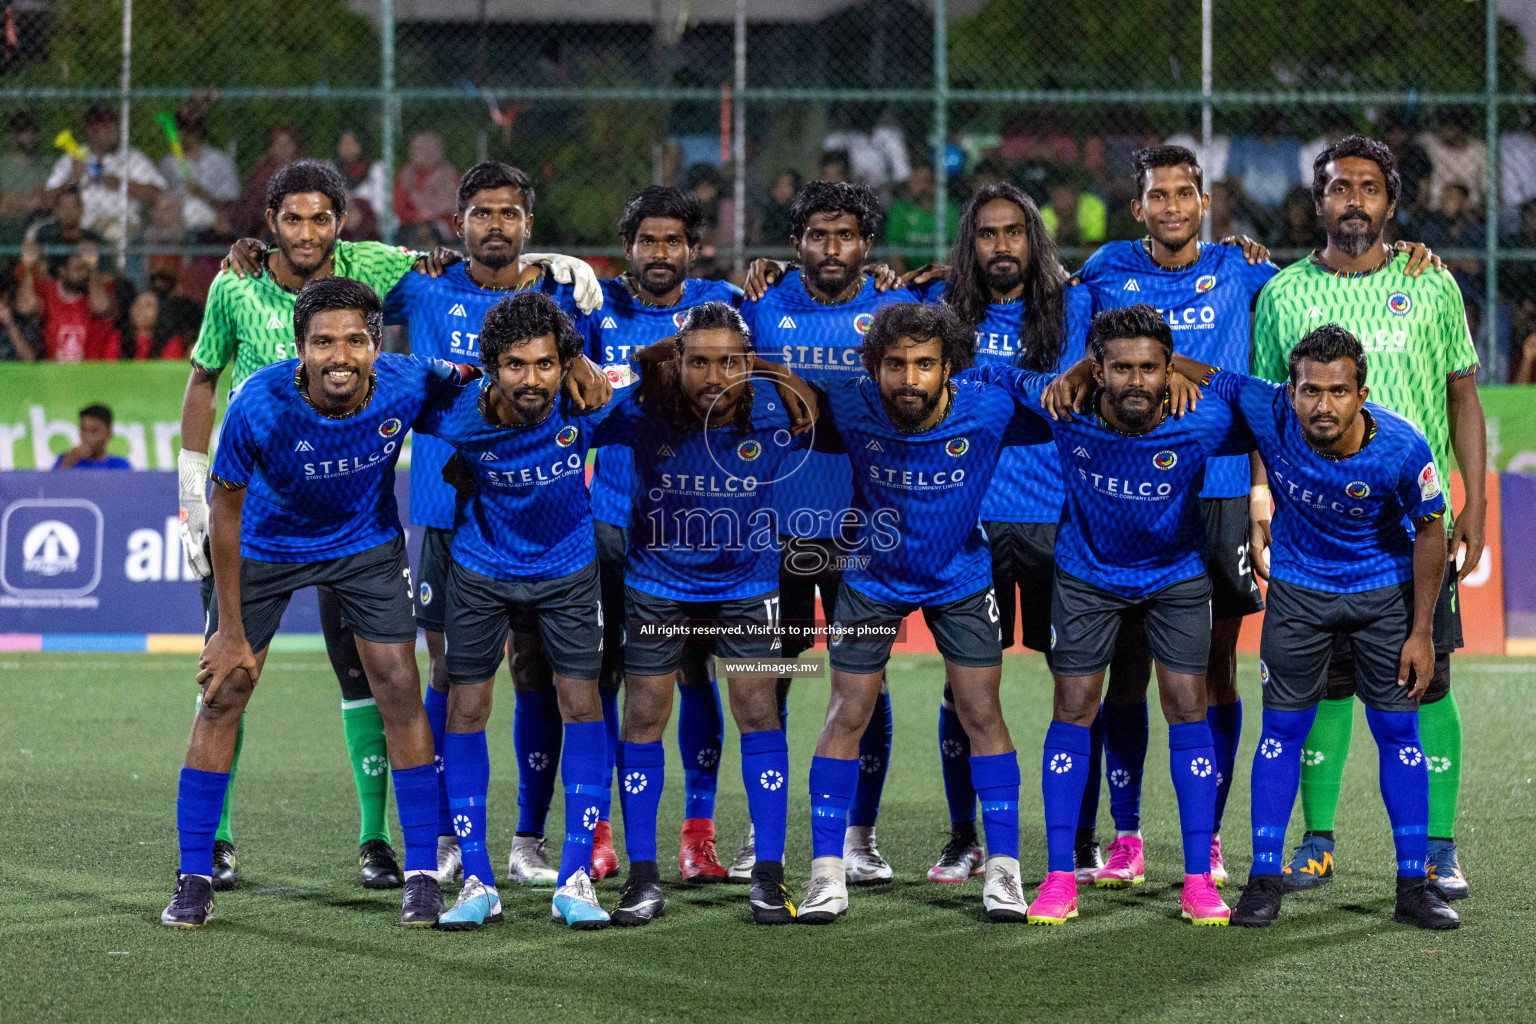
top-left (1, 653), bottom-right (1532, 1023)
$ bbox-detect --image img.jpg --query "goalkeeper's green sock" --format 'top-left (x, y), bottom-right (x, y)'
top-left (1299, 697), bottom-right (1354, 833)
top-left (214, 713), bottom-right (244, 844)
top-left (1419, 688), bottom-right (1463, 839)
top-left (341, 698), bottom-right (392, 845)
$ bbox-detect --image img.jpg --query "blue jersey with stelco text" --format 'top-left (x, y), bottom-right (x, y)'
top-left (1205, 370), bottom-right (1445, 593)
top-left (913, 278), bottom-right (1082, 523)
top-left (412, 383), bottom-right (611, 582)
top-left (592, 384), bottom-right (809, 601)
top-left (577, 276), bottom-right (743, 528)
top-left (967, 364), bottom-right (1254, 598)
top-left (210, 353), bottom-right (466, 561)
top-left (1067, 240), bottom-right (1277, 499)
top-left (816, 374), bottom-right (1050, 607)
top-left (384, 263), bottom-right (582, 530)
top-left (742, 270), bottom-right (918, 539)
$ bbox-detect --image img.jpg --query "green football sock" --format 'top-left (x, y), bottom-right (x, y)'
top-left (341, 698), bottom-right (392, 845)
top-left (1419, 688), bottom-right (1463, 839)
top-left (214, 713), bottom-right (245, 844)
top-left (1299, 697), bottom-right (1354, 833)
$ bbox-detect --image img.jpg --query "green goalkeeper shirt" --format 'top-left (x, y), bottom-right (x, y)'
top-left (189, 240), bottom-right (421, 389)
top-left (1252, 252), bottom-right (1478, 514)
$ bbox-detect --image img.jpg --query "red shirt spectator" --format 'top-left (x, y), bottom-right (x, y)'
top-left (14, 238), bottom-right (119, 362)
top-left (393, 131), bottom-right (458, 240)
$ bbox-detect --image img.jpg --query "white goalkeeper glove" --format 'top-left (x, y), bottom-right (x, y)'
top-left (178, 448), bottom-right (212, 579)
top-left (524, 252), bottom-right (604, 314)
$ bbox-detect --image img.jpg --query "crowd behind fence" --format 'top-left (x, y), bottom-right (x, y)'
top-left (1, 1), bottom-right (1534, 382)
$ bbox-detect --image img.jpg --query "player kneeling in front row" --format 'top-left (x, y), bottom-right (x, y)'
top-left (413, 291), bottom-right (616, 931)
top-left (162, 278), bottom-right (477, 928)
top-left (604, 303), bottom-right (813, 925)
top-left (1164, 329), bottom-right (1458, 930)
top-left (796, 302), bottom-right (1050, 925)
top-left (973, 304), bottom-right (1253, 926)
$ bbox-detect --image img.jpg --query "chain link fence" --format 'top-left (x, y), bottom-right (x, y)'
top-left (0, 0), bottom-right (1532, 377)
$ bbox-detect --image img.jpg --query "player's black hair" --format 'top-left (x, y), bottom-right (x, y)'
top-left (1311, 133), bottom-right (1401, 208)
top-left (1087, 303), bottom-right (1173, 364)
top-left (860, 301), bottom-right (970, 377)
top-left (457, 160), bottom-right (536, 215)
top-left (619, 186), bottom-right (703, 249)
top-left (79, 403), bottom-right (112, 427)
top-left (266, 158), bottom-right (348, 217)
top-left (947, 182), bottom-right (1068, 373)
top-left (1131, 144), bottom-right (1204, 197)
top-left (789, 180), bottom-right (883, 240)
top-left (674, 301), bottom-right (753, 355)
top-left (1289, 323), bottom-right (1368, 389)
top-left (293, 276), bottom-right (383, 349)
top-left (477, 290), bottom-right (581, 372)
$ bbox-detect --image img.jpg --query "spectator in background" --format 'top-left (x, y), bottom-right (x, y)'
top-left (28, 186), bottom-right (103, 276)
top-left (1225, 119), bottom-right (1302, 212)
top-left (53, 404), bottom-right (131, 470)
top-left (1273, 185), bottom-right (1325, 252)
top-left (1500, 116), bottom-right (1536, 220)
top-left (242, 124), bottom-right (303, 236)
top-left (1298, 110), bottom-right (1357, 188)
top-left (757, 168), bottom-right (801, 244)
top-left (818, 150), bottom-right (851, 184)
top-left (0, 112), bottom-right (51, 245)
top-left (157, 105), bottom-right (238, 239)
top-left (393, 131), bottom-right (458, 243)
top-left (1412, 183), bottom-right (1484, 310)
top-left (14, 237), bottom-right (119, 361)
top-left (1501, 198), bottom-right (1536, 383)
top-left (336, 128), bottom-right (388, 241)
top-left (143, 263), bottom-right (201, 344)
top-left (1040, 170), bottom-right (1106, 248)
top-left (884, 162), bottom-right (960, 269)
top-left (823, 105), bottom-right (910, 196)
top-left (1419, 112), bottom-right (1486, 210)
top-left (0, 280), bottom-right (39, 361)
top-left (44, 103), bottom-right (164, 242)
top-left (122, 289), bottom-right (186, 361)
top-left (1381, 112), bottom-right (1434, 220)
top-left (682, 163), bottom-right (727, 276)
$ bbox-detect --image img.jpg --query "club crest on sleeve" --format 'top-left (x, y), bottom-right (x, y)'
top-left (555, 425), bottom-right (580, 448)
top-left (378, 418), bottom-right (403, 439)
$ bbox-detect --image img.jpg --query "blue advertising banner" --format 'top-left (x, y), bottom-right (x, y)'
top-left (0, 470), bottom-right (419, 640)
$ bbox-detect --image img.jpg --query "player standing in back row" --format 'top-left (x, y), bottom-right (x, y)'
top-left (1250, 135), bottom-right (1484, 899)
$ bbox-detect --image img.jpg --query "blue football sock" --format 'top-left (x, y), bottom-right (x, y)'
top-left (176, 767), bottom-right (230, 877)
top-left (391, 762), bottom-right (440, 874)
top-left (1077, 705), bottom-right (1104, 832)
top-left (616, 741), bottom-right (665, 864)
top-left (599, 687), bottom-right (619, 824)
top-left (1209, 698), bottom-right (1243, 834)
top-left (850, 688), bottom-right (893, 828)
top-left (560, 721), bottom-right (609, 885)
top-left (808, 755), bottom-right (859, 860)
top-left (1169, 721), bottom-right (1218, 875)
top-left (513, 688), bottom-right (563, 835)
top-left (741, 730), bottom-right (790, 863)
top-left (443, 731), bottom-right (493, 885)
top-left (938, 684), bottom-right (976, 823)
top-left (1365, 707), bottom-right (1430, 877)
top-left (971, 751), bottom-right (1021, 860)
top-left (1103, 699), bottom-right (1148, 831)
top-left (423, 686), bottom-right (453, 836)
top-left (1247, 706), bottom-right (1317, 875)
top-left (678, 676), bottom-right (723, 821)
top-left (1042, 721), bottom-right (1093, 873)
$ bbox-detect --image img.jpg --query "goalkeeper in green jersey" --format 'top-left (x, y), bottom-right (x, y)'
top-left (176, 159), bottom-right (601, 891)
top-left (1250, 135), bottom-right (1485, 901)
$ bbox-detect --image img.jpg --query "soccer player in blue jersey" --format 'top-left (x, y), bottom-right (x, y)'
top-left (383, 160), bottom-right (599, 889)
top-left (1162, 326), bottom-right (1459, 931)
top-left (908, 183), bottom-right (1117, 885)
top-left (578, 186), bottom-right (745, 884)
top-left (972, 304), bottom-right (1254, 926)
top-left (740, 180), bottom-right (918, 884)
top-left (161, 277), bottom-right (477, 929)
top-left (794, 302), bottom-right (1051, 925)
top-left (411, 291), bottom-right (615, 931)
top-left (595, 302), bottom-right (812, 925)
